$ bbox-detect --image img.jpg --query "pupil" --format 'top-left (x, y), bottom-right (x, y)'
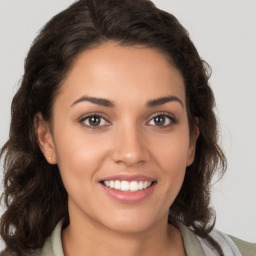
top-left (89, 116), bottom-right (100, 126)
top-left (154, 116), bottom-right (165, 125)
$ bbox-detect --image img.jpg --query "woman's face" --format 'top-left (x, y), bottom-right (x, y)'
top-left (38, 42), bottom-right (198, 233)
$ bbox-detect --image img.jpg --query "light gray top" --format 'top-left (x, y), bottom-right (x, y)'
top-left (35, 221), bottom-right (256, 256)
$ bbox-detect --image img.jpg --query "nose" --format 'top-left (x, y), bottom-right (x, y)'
top-left (111, 124), bottom-right (150, 167)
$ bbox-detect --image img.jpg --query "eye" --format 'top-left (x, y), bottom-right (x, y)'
top-left (147, 114), bottom-right (176, 127)
top-left (80, 114), bottom-right (110, 128)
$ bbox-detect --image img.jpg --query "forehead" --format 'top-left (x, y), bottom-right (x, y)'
top-left (57, 42), bottom-right (185, 106)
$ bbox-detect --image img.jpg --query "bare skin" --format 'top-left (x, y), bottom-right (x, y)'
top-left (62, 217), bottom-right (186, 256)
top-left (35, 42), bottom-right (198, 256)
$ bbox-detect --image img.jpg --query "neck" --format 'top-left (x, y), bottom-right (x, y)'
top-left (62, 210), bottom-right (185, 256)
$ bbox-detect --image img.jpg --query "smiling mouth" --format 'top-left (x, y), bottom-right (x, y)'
top-left (101, 180), bottom-right (155, 192)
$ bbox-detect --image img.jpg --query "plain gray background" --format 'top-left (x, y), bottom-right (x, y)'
top-left (0, 0), bottom-right (256, 248)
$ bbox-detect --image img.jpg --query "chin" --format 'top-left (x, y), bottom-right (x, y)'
top-left (98, 211), bottom-right (164, 234)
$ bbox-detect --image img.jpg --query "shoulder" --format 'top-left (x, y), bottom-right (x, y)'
top-left (206, 229), bottom-right (256, 256)
top-left (229, 235), bottom-right (256, 256)
top-left (0, 220), bottom-right (63, 256)
top-left (199, 228), bottom-right (256, 256)
top-left (35, 220), bottom-right (64, 256)
top-left (177, 221), bottom-right (256, 256)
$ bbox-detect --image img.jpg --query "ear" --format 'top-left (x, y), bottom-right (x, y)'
top-left (186, 118), bottom-right (200, 167)
top-left (34, 113), bottom-right (57, 164)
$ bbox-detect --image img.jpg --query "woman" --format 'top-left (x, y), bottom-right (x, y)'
top-left (0, 0), bottom-right (255, 255)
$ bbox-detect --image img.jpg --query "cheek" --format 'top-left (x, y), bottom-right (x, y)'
top-left (53, 119), bottom-right (107, 164)
top-left (152, 131), bottom-right (190, 171)
top-left (52, 126), bottom-right (109, 190)
top-left (150, 131), bottom-right (190, 199)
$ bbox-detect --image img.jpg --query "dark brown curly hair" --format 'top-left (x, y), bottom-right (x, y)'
top-left (0, 0), bottom-right (226, 255)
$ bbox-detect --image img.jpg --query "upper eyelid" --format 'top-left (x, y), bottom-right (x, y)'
top-left (146, 112), bottom-right (177, 126)
top-left (78, 111), bottom-right (176, 124)
top-left (146, 111), bottom-right (176, 121)
top-left (79, 113), bottom-right (111, 127)
top-left (79, 112), bottom-right (109, 121)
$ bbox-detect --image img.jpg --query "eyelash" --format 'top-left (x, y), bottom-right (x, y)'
top-left (79, 112), bottom-right (177, 129)
top-left (147, 112), bottom-right (177, 128)
top-left (79, 113), bottom-right (111, 129)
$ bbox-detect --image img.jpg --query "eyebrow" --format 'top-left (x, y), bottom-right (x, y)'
top-left (70, 95), bottom-right (184, 108)
top-left (71, 96), bottom-right (115, 107)
top-left (147, 96), bottom-right (184, 108)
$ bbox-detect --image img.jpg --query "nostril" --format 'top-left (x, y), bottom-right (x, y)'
top-left (111, 150), bottom-right (149, 167)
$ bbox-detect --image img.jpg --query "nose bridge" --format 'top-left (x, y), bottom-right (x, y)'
top-left (111, 119), bottom-right (149, 166)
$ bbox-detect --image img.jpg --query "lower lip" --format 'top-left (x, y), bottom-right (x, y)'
top-left (101, 183), bottom-right (156, 204)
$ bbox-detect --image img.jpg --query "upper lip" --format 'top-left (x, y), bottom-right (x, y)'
top-left (99, 174), bottom-right (155, 182)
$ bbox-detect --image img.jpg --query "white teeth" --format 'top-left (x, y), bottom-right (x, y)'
top-left (103, 180), bottom-right (153, 192)
top-left (114, 180), bottom-right (121, 190)
top-left (120, 181), bottom-right (130, 191)
top-left (138, 181), bottom-right (144, 190)
top-left (110, 180), bottom-right (115, 188)
top-left (130, 181), bottom-right (138, 191)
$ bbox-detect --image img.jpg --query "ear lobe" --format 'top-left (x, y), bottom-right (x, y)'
top-left (186, 122), bottom-right (200, 167)
top-left (34, 113), bottom-right (57, 164)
